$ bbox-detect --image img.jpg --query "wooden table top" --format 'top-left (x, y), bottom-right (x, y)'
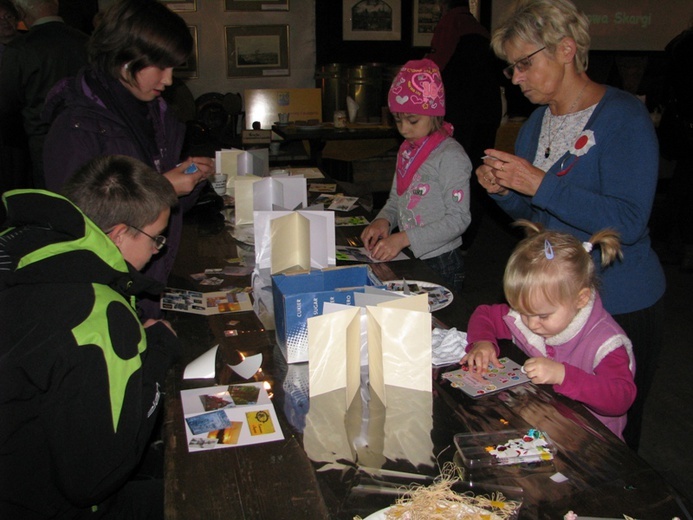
top-left (163, 199), bottom-right (690, 520)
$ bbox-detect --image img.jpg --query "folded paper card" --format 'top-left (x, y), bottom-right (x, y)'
top-left (236, 176), bottom-right (307, 226)
top-left (253, 176), bottom-right (307, 212)
top-left (216, 148), bottom-right (269, 179)
top-left (234, 175), bottom-right (262, 226)
top-left (308, 293), bottom-right (430, 407)
top-left (254, 210), bottom-right (335, 274)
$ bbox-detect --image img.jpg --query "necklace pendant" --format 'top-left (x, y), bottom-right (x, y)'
top-left (544, 147), bottom-right (550, 158)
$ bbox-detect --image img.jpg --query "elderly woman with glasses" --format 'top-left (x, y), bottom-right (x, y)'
top-left (475, 0), bottom-right (664, 452)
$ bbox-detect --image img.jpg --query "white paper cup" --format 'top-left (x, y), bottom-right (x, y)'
top-left (212, 174), bottom-right (228, 195)
top-left (278, 112), bottom-right (290, 124)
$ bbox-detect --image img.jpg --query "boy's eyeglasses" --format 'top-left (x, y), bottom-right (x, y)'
top-left (130, 226), bottom-right (166, 250)
top-left (0, 13), bottom-right (17, 22)
top-left (503, 47), bottom-right (546, 79)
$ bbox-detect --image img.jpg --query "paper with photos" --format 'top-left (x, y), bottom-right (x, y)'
top-left (160, 288), bottom-right (252, 315)
top-left (254, 210), bottom-right (335, 273)
top-left (181, 383), bottom-right (283, 452)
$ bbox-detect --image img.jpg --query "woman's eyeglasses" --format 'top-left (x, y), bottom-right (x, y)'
top-left (130, 226), bottom-right (167, 250)
top-left (503, 47), bottom-right (546, 79)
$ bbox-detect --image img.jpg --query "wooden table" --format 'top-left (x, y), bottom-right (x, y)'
top-left (272, 123), bottom-right (398, 167)
top-left (163, 203), bottom-right (691, 519)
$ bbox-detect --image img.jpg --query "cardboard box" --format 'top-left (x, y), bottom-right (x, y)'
top-left (272, 265), bottom-right (379, 363)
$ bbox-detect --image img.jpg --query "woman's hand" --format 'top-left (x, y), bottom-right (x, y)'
top-left (476, 160), bottom-right (508, 196)
top-left (479, 149), bottom-right (546, 197)
top-left (460, 341), bottom-right (502, 378)
top-left (361, 218), bottom-right (391, 251)
top-left (163, 157), bottom-right (214, 196)
top-left (523, 357), bottom-right (565, 385)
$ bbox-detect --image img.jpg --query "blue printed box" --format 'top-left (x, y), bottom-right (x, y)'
top-left (272, 265), bottom-right (378, 363)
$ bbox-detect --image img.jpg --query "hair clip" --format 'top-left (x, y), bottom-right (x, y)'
top-left (582, 241), bottom-right (593, 253)
top-left (544, 239), bottom-right (554, 259)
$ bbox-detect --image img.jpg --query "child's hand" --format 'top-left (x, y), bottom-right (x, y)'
top-left (460, 341), bottom-right (501, 378)
top-left (361, 219), bottom-right (391, 251)
top-left (143, 318), bottom-right (178, 336)
top-left (164, 159), bottom-right (210, 196)
top-left (523, 357), bottom-right (565, 385)
top-left (367, 232), bottom-right (409, 261)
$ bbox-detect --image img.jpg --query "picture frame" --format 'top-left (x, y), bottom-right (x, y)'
top-left (160, 0), bottom-right (197, 12)
top-left (224, 0), bottom-right (289, 11)
top-left (225, 25), bottom-right (290, 78)
top-left (412, 0), bottom-right (480, 48)
top-left (412, 0), bottom-right (439, 48)
top-left (342, 0), bottom-right (401, 42)
top-left (174, 26), bottom-right (199, 79)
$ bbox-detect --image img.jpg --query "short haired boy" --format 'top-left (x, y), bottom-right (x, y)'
top-left (0, 155), bottom-right (179, 518)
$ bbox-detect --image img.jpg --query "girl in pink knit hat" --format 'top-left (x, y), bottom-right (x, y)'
top-left (361, 58), bottom-right (472, 294)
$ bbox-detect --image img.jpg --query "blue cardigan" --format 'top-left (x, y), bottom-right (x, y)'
top-left (492, 86), bottom-right (665, 315)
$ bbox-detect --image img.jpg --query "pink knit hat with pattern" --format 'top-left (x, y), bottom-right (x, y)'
top-left (387, 58), bottom-right (445, 116)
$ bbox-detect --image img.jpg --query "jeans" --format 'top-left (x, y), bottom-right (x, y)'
top-left (422, 248), bottom-right (465, 295)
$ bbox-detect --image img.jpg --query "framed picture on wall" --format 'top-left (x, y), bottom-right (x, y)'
top-left (225, 0), bottom-right (289, 10)
top-left (225, 25), bottom-right (290, 78)
top-left (175, 26), bottom-right (199, 79)
top-left (342, 0), bottom-right (402, 41)
top-left (412, 0), bottom-right (480, 47)
top-left (160, 0), bottom-right (197, 12)
top-left (412, 0), bottom-right (439, 47)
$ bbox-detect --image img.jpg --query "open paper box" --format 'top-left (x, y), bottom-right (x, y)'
top-left (271, 265), bottom-right (381, 363)
top-left (308, 292), bottom-right (431, 407)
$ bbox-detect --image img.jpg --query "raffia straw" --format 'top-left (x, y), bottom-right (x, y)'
top-left (354, 463), bottom-right (521, 520)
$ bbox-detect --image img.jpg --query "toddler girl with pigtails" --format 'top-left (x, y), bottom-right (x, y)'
top-left (461, 220), bottom-right (636, 440)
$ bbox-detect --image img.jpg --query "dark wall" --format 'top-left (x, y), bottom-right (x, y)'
top-left (316, 2), bottom-right (665, 118)
top-left (315, 2), bottom-right (493, 67)
top-left (58, 0), bottom-right (98, 35)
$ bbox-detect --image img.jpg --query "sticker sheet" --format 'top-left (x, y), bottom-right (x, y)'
top-left (442, 357), bottom-right (530, 397)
